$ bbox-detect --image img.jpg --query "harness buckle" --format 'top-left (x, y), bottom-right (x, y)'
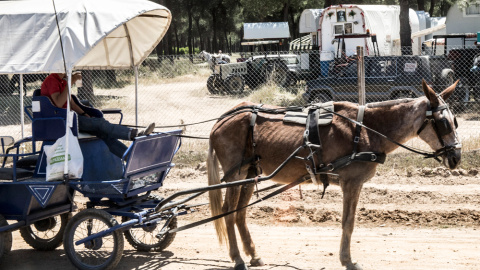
top-left (327, 163), bottom-right (334, 171)
top-left (371, 154), bottom-right (377, 161)
top-left (354, 136), bottom-right (360, 143)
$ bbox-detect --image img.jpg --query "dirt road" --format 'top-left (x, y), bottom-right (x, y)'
top-left (2, 168), bottom-right (479, 270)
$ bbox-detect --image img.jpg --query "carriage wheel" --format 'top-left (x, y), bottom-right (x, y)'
top-left (122, 216), bottom-right (177, 252)
top-left (19, 213), bottom-right (71, 251)
top-left (0, 214), bottom-right (12, 264)
top-left (64, 209), bottom-right (124, 270)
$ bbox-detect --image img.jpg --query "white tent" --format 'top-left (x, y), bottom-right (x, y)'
top-left (0, 0), bottom-right (171, 177)
top-left (243, 22), bottom-right (290, 40)
top-left (0, 0), bottom-right (171, 74)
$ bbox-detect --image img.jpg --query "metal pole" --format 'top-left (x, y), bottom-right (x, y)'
top-left (134, 66), bottom-right (138, 126)
top-left (19, 74), bottom-right (24, 139)
top-left (357, 46), bottom-right (365, 105)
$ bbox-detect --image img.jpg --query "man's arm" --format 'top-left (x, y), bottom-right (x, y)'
top-left (49, 73), bottom-right (86, 115)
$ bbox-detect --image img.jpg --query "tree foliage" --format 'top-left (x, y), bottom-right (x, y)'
top-left (151, 0), bottom-right (458, 55)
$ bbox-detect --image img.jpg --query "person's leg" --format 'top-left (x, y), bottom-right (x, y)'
top-left (78, 116), bottom-right (132, 140)
top-left (102, 137), bottom-right (128, 159)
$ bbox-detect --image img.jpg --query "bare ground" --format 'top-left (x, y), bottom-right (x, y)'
top-left (2, 168), bottom-right (480, 270)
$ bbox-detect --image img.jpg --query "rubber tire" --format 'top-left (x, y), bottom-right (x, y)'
top-left (19, 213), bottom-right (71, 251)
top-left (207, 75), bottom-right (221, 95)
top-left (224, 75), bottom-right (245, 95)
top-left (64, 209), bottom-right (124, 270)
top-left (310, 92), bottom-right (331, 105)
top-left (123, 216), bottom-right (177, 252)
top-left (473, 82), bottom-right (480, 102)
top-left (0, 215), bottom-right (12, 264)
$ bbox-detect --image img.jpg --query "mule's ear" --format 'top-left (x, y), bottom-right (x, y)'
top-left (422, 79), bottom-right (439, 107)
top-left (440, 79), bottom-right (459, 101)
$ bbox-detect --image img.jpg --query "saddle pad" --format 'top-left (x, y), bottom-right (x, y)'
top-left (283, 101), bottom-right (334, 126)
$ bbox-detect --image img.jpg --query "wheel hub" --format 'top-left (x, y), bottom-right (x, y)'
top-left (34, 217), bottom-right (56, 231)
top-left (84, 238), bottom-right (103, 250)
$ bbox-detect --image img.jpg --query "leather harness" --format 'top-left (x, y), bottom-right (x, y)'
top-left (221, 104), bottom-right (386, 199)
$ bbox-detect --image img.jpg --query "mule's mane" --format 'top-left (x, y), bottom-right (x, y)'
top-left (366, 98), bottom-right (416, 108)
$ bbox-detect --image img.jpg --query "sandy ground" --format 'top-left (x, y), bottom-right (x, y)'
top-left (2, 168), bottom-right (480, 270)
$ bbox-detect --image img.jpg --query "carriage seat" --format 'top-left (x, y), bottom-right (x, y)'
top-left (0, 136), bottom-right (34, 180)
top-left (28, 89), bottom-right (79, 142)
top-left (28, 89), bottom-right (123, 142)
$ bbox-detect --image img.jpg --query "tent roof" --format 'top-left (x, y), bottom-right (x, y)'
top-left (243, 22), bottom-right (290, 40)
top-left (0, 0), bottom-right (171, 74)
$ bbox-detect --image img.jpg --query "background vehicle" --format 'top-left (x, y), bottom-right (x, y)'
top-left (427, 34), bottom-right (479, 102)
top-left (304, 54), bottom-right (469, 110)
top-left (304, 55), bottom-right (433, 103)
top-left (206, 54), bottom-right (299, 94)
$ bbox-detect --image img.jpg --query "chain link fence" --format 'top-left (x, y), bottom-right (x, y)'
top-left (1, 45), bottom-right (479, 163)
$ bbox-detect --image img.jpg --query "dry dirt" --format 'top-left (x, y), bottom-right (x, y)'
top-left (2, 167), bottom-right (480, 270)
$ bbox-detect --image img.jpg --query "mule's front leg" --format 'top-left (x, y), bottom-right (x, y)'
top-left (340, 180), bottom-right (364, 270)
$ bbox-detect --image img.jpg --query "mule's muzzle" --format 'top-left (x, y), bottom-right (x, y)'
top-left (437, 144), bottom-right (461, 169)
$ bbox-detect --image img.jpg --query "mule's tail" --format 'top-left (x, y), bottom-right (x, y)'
top-left (207, 143), bottom-right (228, 245)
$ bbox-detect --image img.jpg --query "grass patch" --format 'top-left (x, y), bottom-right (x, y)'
top-left (172, 139), bottom-right (209, 167)
top-left (246, 82), bottom-right (307, 107)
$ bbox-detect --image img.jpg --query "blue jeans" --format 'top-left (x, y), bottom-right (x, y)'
top-left (78, 115), bottom-right (130, 158)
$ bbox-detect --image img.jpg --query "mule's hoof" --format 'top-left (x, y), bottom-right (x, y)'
top-left (346, 262), bottom-right (363, 270)
top-left (234, 263), bottom-right (248, 270)
top-left (250, 257), bottom-right (265, 266)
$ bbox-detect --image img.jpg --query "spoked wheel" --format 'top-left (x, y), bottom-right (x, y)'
top-left (0, 214), bottom-right (12, 264)
top-left (123, 216), bottom-right (177, 252)
top-left (64, 209), bottom-right (124, 270)
top-left (19, 213), bottom-right (71, 251)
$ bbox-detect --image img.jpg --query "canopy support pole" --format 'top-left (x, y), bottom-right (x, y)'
top-left (20, 74), bottom-right (24, 140)
top-left (134, 66), bottom-right (138, 126)
top-left (64, 71), bottom-right (72, 179)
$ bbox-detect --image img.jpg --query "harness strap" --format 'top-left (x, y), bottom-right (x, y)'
top-left (239, 104), bottom-right (263, 176)
top-left (168, 175), bottom-right (309, 234)
top-left (352, 105), bottom-right (365, 156)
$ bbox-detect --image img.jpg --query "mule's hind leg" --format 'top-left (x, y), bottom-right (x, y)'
top-left (223, 185), bottom-right (248, 270)
top-left (235, 174), bottom-right (264, 267)
top-left (339, 179), bottom-right (364, 270)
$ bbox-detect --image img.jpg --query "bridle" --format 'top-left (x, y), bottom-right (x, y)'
top-left (416, 96), bottom-right (461, 161)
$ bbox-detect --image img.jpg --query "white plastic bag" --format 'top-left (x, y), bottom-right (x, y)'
top-left (45, 129), bottom-right (84, 181)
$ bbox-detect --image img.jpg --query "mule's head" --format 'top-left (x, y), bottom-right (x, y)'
top-left (417, 80), bottom-right (461, 169)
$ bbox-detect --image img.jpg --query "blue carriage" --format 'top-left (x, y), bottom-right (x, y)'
top-left (0, 1), bottom-right (196, 269)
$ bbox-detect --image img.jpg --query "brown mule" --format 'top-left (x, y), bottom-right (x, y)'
top-left (207, 80), bottom-right (461, 270)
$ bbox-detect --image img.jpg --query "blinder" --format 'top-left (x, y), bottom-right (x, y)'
top-left (417, 98), bottom-right (460, 161)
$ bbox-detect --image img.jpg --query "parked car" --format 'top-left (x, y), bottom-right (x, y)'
top-left (303, 55), bottom-right (469, 111)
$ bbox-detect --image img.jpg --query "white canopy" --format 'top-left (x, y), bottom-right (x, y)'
top-left (0, 0), bottom-right (171, 74)
top-left (243, 22), bottom-right (290, 40)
